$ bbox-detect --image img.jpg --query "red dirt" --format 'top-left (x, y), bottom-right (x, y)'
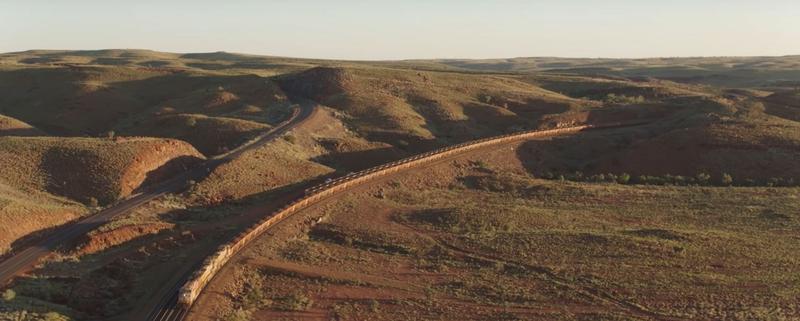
top-left (76, 222), bottom-right (174, 255)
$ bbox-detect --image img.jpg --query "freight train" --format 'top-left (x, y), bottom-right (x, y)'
top-left (177, 120), bottom-right (649, 307)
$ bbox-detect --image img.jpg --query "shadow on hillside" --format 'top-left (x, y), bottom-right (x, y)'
top-left (501, 98), bottom-right (572, 122)
top-left (764, 103), bottom-right (800, 122)
top-left (514, 109), bottom-right (667, 177)
top-left (134, 155), bottom-right (206, 194)
top-left (0, 127), bottom-right (44, 137)
top-left (312, 146), bottom-right (406, 173)
top-left (0, 67), bottom-right (289, 137)
top-left (363, 131), bottom-right (441, 154)
top-left (40, 147), bottom-right (205, 206)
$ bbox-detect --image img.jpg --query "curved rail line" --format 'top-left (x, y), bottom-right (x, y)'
top-left (175, 120), bottom-right (651, 310)
top-left (0, 100), bottom-right (315, 288)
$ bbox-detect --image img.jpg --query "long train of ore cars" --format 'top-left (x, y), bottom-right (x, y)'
top-left (177, 120), bottom-right (649, 306)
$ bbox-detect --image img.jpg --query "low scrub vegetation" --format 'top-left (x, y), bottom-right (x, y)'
top-left (539, 171), bottom-right (800, 187)
top-left (225, 159), bottom-right (800, 320)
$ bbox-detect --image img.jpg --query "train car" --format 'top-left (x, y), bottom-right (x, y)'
top-left (178, 283), bottom-right (198, 306)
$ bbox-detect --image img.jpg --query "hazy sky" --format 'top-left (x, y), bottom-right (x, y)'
top-left (2, 0), bottom-right (799, 60)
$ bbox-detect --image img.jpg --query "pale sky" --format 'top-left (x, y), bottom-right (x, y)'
top-left (1, 0), bottom-right (799, 60)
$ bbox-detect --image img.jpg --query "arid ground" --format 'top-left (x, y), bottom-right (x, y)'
top-left (0, 50), bottom-right (799, 321)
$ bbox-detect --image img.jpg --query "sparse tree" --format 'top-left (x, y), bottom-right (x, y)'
top-left (696, 173), bottom-right (711, 186)
top-left (106, 130), bottom-right (116, 141)
top-left (720, 173), bottom-right (734, 186)
top-left (86, 197), bottom-right (99, 208)
top-left (280, 292), bottom-right (313, 311)
top-left (618, 173), bottom-right (631, 184)
top-left (767, 177), bottom-right (781, 187)
top-left (186, 117), bottom-right (198, 127)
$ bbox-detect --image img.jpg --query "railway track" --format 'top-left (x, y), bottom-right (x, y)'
top-left (144, 265), bottom-right (196, 321)
top-left (0, 99), bottom-right (318, 289)
top-left (166, 120), bottom-right (652, 320)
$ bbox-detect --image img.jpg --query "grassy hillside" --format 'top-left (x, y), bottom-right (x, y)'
top-left (127, 114), bottom-right (270, 155)
top-left (0, 136), bottom-right (203, 205)
top-left (0, 63), bottom-right (293, 155)
top-left (279, 66), bottom-right (597, 150)
top-left (0, 65), bottom-right (291, 128)
top-left (189, 107), bottom-right (402, 205)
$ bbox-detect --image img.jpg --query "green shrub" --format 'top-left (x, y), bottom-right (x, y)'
top-left (605, 93), bottom-right (646, 105)
top-left (618, 173), bottom-right (631, 184)
top-left (279, 292), bottom-right (313, 311)
top-left (720, 173), bottom-right (733, 186)
top-left (43, 312), bottom-right (69, 321)
top-left (86, 197), bottom-right (99, 207)
top-left (696, 173), bottom-right (711, 186)
top-left (767, 177), bottom-right (781, 187)
top-left (222, 307), bottom-right (252, 321)
top-left (541, 170), bottom-right (797, 188)
top-left (2, 289), bottom-right (14, 301)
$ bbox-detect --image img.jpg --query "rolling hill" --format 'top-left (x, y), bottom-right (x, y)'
top-left (2, 49), bottom-right (800, 321)
top-left (0, 136), bottom-right (203, 205)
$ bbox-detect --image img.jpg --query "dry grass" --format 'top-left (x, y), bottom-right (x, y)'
top-left (212, 148), bottom-right (800, 321)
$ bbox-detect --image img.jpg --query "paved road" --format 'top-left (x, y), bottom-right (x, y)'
top-left (0, 99), bottom-right (317, 288)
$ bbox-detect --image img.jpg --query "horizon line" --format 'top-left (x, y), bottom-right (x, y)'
top-left (3, 48), bottom-right (799, 62)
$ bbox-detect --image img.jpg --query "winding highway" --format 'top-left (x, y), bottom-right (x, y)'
top-left (0, 98), bottom-right (318, 288)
